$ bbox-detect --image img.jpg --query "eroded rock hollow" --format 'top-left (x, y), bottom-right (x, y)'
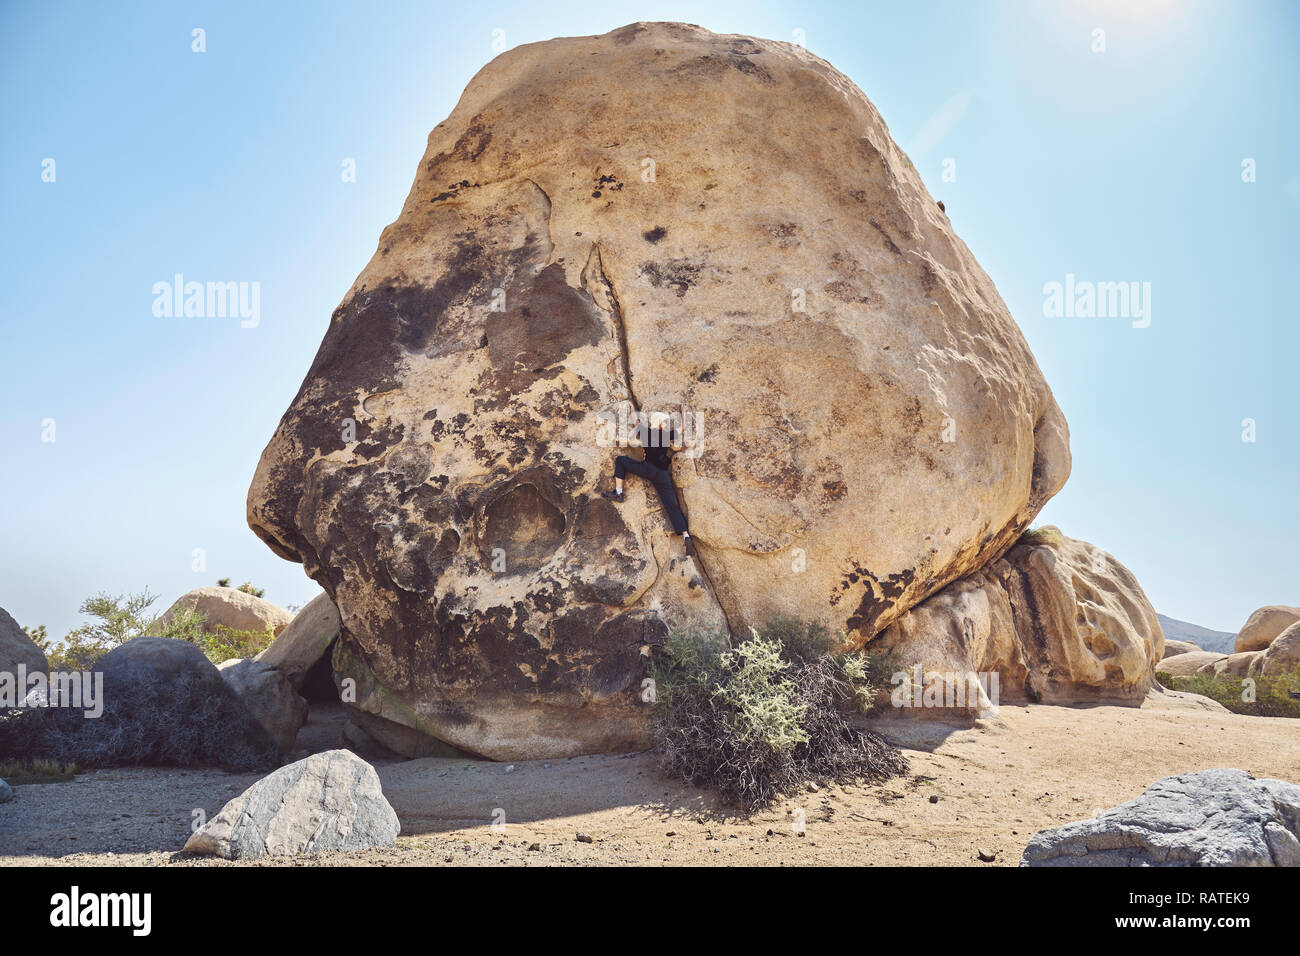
top-left (248, 21), bottom-right (1071, 758)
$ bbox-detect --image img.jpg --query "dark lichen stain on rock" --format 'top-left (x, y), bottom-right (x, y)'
top-left (643, 225), bottom-right (667, 243)
top-left (353, 421), bottom-right (406, 460)
top-left (637, 258), bottom-right (702, 297)
top-left (841, 563), bottom-right (917, 638)
top-left (592, 173), bottom-right (623, 200)
top-left (430, 180), bottom-right (476, 203)
top-left (483, 262), bottom-right (605, 391)
top-left (869, 217), bottom-right (903, 257)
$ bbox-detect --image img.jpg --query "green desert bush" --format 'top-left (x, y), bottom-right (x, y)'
top-left (193, 625), bottom-right (276, 664)
top-left (650, 620), bottom-right (907, 810)
top-left (21, 590), bottom-right (274, 669)
top-left (26, 591), bottom-right (157, 670)
top-left (1156, 666), bottom-right (1300, 719)
top-left (217, 578), bottom-right (265, 598)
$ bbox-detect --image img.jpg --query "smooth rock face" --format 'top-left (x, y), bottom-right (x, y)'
top-left (1156, 651), bottom-right (1227, 677)
top-left (218, 658), bottom-right (309, 754)
top-left (0, 606), bottom-right (46, 677)
top-left (1235, 605), bottom-right (1300, 653)
top-left (1253, 621), bottom-right (1300, 677)
top-left (876, 528), bottom-right (1162, 704)
top-left (149, 586), bottom-right (293, 638)
top-left (256, 592), bottom-right (340, 690)
top-left (1160, 639), bottom-right (1202, 658)
top-left (183, 750), bottom-right (400, 860)
top-left (247, 21), bottom-right (1069, 758)
top-left (1021, 768), bottom-right (1300, 866)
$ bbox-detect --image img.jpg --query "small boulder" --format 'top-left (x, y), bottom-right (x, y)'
top-left (1160, 639), bottom-right (1202, 659)
top-left (218, 658), bottom-right (309, 754)
top-left (0, 606), bottom-right (46, 677)
top-left (183, 749), bottom-right (400, 860)
top-left (1155, 651), bottom-right (1227, 678)
top-left (1235, 605), bottom-right (1300, 653)
top-left (0, 778), bottom-right (12, 803)
top-left (1208, 651), bottom-right (1262, 678)
top-left (255, 592), bottom-right (339, 691)
top-left (149, 586), bottom-right (292, 638)
top-left (1022, 768), bottom-right (1300, 866)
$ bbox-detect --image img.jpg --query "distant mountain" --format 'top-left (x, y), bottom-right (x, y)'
top-left (1157, 613), bottom-right (1236, 655)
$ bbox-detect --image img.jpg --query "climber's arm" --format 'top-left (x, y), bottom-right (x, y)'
top-left (675, 403), bottom-right (696, 451)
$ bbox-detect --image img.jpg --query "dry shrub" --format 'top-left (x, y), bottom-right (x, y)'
top-left (650, 619), bottom-right (907, 810)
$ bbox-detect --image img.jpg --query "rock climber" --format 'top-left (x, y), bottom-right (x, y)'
top-left (602, 407), bottom-right (697, 558)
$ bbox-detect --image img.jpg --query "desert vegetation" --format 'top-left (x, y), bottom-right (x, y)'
top-left (1156, 666), bottom-right (1300, 719)
top-left (649, 618), bottom-right (907, 810)
top-left (24, 585), bottom-right (275, 669)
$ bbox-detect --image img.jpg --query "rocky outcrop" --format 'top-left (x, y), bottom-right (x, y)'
top-left (332, 642), bottom-right (473, 758)
top-left (1160, 639), bottom-right (1202, 658)
top-left (1235, 605), bottom-right (1300, 653)
top-left (149, 586), bottom-right (292, 638)
top-left (0, 606), bottom-right (46, 677)
top-left (246, 22), bottom-right (1069, 759)
top-left (874, 528), bottom-right (1162, 705)
top-left (183, 750), bottom-right (400, 860)
top-left (1021, 768), bottom-right (1300, 866)
top-left (218, 658), bottom-right (309, 754)
top-left (256, 592), bottom-right (340, 691)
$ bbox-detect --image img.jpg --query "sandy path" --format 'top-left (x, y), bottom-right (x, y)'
top-left (2, 690), bottom-right (1296, 866)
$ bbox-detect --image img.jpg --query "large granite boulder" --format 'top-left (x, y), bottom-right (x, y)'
top-left (149, 586), bottom-right (292, 638)
top-left (246, 22), bottom-right (1069, 759)
top-left (875, 528), bottom-right (1162, 705)
top-left (1160, 639), bottom-right (1202, 658)
top-left (218, 658), bottom-right (309, 754)
top-left (0, 606), bottom-right (46, 677)
top-left (1021, 769), bottom-right (1300, 866)
top-left (1251, 621), bottom-right (1300, 677)
top-left (255, 592), bottom-right (340, 691)
top-left (183, 750), bottom-right (400, 860)
top-left (1235, 605), bottom-right (1300, 653)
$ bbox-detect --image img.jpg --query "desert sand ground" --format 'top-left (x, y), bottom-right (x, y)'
top-left (2, 690), bottom-right (1296, 867)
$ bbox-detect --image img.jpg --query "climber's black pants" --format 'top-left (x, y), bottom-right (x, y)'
top-left (614, 455), bottom-right (688, 534)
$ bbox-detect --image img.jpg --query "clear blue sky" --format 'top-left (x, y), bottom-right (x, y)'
top-left (2, 0), bottom-right (1295, 638)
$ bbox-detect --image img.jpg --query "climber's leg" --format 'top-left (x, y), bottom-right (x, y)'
top-left (648, 468), bottom-right (688, 534)
top-left (603, 454), bottom-right (646, 501)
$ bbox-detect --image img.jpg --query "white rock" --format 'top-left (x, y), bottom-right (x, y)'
top-left (183, 750), bottom-right (399, 860)
top-left (1022, 769), bottom-right (1300, 866)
